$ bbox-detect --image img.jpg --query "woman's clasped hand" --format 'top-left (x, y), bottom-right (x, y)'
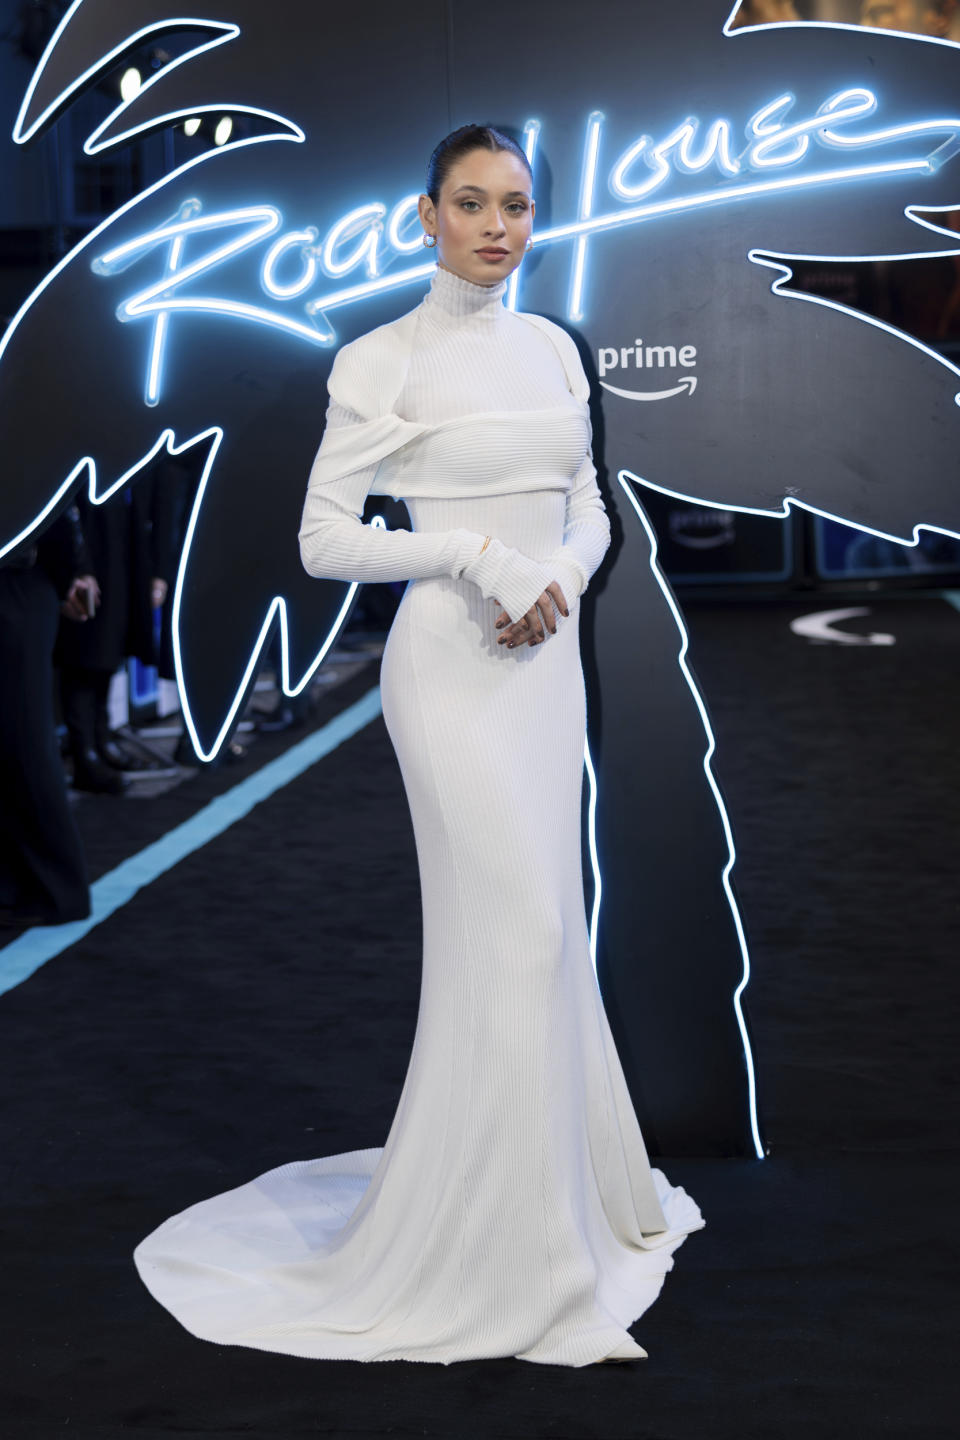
top-left (494, 581), bottom-right (569, 647)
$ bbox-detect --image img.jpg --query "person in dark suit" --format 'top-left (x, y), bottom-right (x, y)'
top-left (0, 506), bottom-right (93, 924)
top-left (55, 471), bottom-right (175, 792)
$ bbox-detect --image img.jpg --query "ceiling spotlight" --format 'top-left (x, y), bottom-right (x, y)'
top-left (183, 117), bottom-right (202, 137)
top-left (120, 67), bottom-right (142, 103)
top-left (213, 117), bottom-right (233, 147)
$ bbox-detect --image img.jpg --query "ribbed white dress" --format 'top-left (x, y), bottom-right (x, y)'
top-left (132, 265), bottom-right (704, 1367)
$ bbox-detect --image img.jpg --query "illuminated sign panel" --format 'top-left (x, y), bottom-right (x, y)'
top-left (82, 85), bottom-right (960, 403)
top-left (3, 0), bottom-right (959, 1154)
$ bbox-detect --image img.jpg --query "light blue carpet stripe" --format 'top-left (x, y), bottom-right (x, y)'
top-left (940, 589), bottom-right (960, 615)
top-left (0, 685), bottom-right (383, 998)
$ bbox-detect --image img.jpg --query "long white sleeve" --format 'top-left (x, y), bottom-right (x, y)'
top-left (460, 455), bottom-right (610, 621)
top-left (300, 270), bottom-right (610, 619)
top-left (459, 538), bottom-right (553, 624)
top-left (541, 452), bottom-right (612, 606)
top-left (299, 399), bottom-right (488, 583)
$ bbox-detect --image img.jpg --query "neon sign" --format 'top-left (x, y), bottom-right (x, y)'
top-left (89, 85), bottom-right (959, 402)
top-left (6, 0), bottom-right (960, 1160)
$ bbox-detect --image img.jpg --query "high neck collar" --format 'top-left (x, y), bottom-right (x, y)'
top-left (424, 264), bottom-right (507, 320)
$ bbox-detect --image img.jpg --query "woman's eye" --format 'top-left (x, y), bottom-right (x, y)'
top-left (458, 199), bottom-right (527, 214)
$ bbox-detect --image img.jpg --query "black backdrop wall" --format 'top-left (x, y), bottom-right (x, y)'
top-left (2, 0), bottom-right (959, 1153)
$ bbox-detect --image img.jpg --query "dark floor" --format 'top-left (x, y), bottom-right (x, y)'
top-left (1, 595), bottom-right (958, 1439)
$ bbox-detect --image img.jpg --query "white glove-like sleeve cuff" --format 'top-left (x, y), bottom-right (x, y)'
top-left (545, 553), bottom-right (588, 608)
top-left (460, 537), bottom-right (552, 623)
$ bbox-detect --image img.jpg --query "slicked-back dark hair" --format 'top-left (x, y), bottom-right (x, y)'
top-left (425, 124), bottom-right (532, 205)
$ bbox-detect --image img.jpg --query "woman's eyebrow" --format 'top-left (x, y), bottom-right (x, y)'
top-left (451, 185), bottom-right (532, 203)
top-left (451, 184), bottom-right (530, 199)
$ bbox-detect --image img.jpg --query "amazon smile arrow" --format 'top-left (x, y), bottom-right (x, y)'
top-left (600, 375), bottom-right (699, 402)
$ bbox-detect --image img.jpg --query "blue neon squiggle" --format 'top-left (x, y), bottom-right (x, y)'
top-left (260, 229), bottom-right (320, 299)
top-left (169, 427), bottom-right (362, 762)
top-left (386, 195), bottom-right (425, 257)
top-left (616, 246), bottom-right (960, 544)
top-left (0, 124), bottom-right (307, 572)
top-left (13, 6), bottom-right (240, 146)
top-left (321, 204), bottom-right (387, 279)
top-left (674, 117), bottom-right (741, 178)
top-left (569, 111), bottom-right (604, 323)
top-left (615, 473), bottom-right (765, 1161)
top-left (583, 736), bottom-right (603, 968)
top-left (13, 4), bottom-right (301, 157)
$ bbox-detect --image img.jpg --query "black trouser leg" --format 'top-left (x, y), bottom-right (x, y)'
top-left (92, 666), bottom-right (114, 759)
top-left (0, 571), bottom-right (90, 920)
top-left (58, 665), bottom-right (123, 794)
top-left (59, 664), bottom-right (98, 763)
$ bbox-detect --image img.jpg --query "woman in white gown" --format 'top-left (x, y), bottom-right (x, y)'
top-left (133, 125), bottom-right (704, 1368)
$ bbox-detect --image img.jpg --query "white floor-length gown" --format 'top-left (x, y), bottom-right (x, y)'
top-left (133, 265), bottom-right (704, 1367)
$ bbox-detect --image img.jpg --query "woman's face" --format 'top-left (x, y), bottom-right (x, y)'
top-left (418, 147), bottom-right (534, 287)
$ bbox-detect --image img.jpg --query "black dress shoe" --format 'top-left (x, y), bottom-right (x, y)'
top-left (98, 736), bottom-right (139, 771)
top-left (72, 749), bottom-right (125, 794)
top-left (256, 705), bottom-right (308, 734)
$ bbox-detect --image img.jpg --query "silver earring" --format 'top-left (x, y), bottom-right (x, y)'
top-left (423, 234), bottom-right (437, 248)
top-left (525, 236), bottom-right (534, 252)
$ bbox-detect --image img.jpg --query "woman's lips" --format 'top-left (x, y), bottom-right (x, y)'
top-left (476, 248), bottom-right (509, 258)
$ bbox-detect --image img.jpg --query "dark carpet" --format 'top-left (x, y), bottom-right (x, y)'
top-left (1, 596), bottom-right (958, 1440)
